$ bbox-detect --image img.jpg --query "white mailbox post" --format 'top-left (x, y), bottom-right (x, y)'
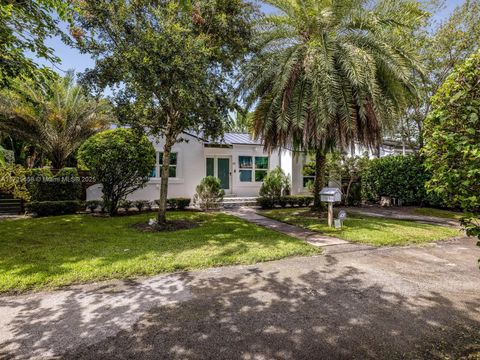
top-left (320, 187), bottom-right (342, 227)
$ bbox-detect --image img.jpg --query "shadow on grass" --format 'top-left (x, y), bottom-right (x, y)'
top-left (0, 212), bottom-right (317, 292)
top-left (0, 257), bottom-right (479, 359)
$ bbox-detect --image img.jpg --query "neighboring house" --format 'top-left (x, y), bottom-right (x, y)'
top-left (86, 132), bottom-right (415, 201)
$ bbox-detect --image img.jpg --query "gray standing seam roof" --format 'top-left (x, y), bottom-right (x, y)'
top-left (185, 131), bottom-right (263, 146)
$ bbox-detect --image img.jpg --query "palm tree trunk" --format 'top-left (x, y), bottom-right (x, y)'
top-left (313, 149), bottom-right (326, 209)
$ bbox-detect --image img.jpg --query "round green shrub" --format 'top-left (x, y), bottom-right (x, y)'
top-left (78, 128), bottom-right (155, 216)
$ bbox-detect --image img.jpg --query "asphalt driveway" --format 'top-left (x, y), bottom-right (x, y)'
top-left (1, 237), bottom-right (479, 359)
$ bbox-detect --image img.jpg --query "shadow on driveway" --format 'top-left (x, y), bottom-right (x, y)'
top-left (1, 238), bottom-right (479, 360)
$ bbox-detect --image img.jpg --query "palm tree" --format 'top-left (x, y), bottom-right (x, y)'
top-left (0, 73), bottom-right (113, 169)
top-left (241, 0), bottom-right (422, 207)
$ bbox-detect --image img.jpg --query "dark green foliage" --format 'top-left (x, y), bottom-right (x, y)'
top-left (257, 195), bottom-right (313, 209)
top-left (240, 0), bottom-right (422, 209)
top-left (0, 75), bottom-right (112, 169)
top-left (167, 198), bottom-right (191, 210)
top-left (361, 155), bottom-right (442, 206)
top-left (256, 197), bottom-right (276, 209)
top-left (194, 176), bottom-right (225, 211)
top-left (0, 1), bottom-right (71, 86)
top-left (423, 50), bottom-right (480, 249)
top-left (26, 200), bottom-right (83, 217)
top-left (259, 167), bottom-right (290, 199)
top-left (78, 129), bottom-right (155, 216)
top-left (27, 167), bottom-right (82, 201)
top-left (73, 0), bottom-right (256, 223)
top-left (423, 50), bottom-right (480, 214)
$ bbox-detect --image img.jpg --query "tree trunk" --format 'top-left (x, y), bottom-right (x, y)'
top-left (157, 137), bottom-right (174, 225)
top-left (313, 149), bottom-right (326, 209)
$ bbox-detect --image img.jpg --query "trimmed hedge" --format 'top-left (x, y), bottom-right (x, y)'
top-left (27, 168), bottom-right (82, 201)
top-left (155, 198), bottom-right (191, 210)
top-left (257, 195), bottom-right (313, 209)
top-left (26, 200), bottom-right (83, 216)
top-left (167, 197), bottom-right (191, 210)
top-left (361, 155), bottom-right (443, 206)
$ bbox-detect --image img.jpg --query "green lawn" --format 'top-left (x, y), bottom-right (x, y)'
top-left (260, 208), bottom-right (460, 247)
top-left (413, 207), bottom-right (464, 220)
top-left (0, 212), bottom-right (319, 293)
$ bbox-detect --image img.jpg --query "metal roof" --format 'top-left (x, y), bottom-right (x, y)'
top-left (185, 131), bottom-right (263, 146)
top-left (219, 133), bottom-right (262, 145)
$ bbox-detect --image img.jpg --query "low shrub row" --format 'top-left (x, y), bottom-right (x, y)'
top-left (167, 197), bottom-right (191, 210)
top-left (257, 195), bottom-right (313, 209)
top-left (84, 198), bottom-right (192, 214)
top-left (26, 200), bottom-right (83, 216)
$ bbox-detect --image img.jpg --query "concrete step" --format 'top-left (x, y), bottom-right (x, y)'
top-left (222, 197), bottom-right (258, 208)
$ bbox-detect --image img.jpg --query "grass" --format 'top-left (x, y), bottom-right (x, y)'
top-left (260, 208), bottom-right (460, 247)
top-left (0, 212), bottom-right (320, 293)
top-left (413, 207), bottom-right (464, 220)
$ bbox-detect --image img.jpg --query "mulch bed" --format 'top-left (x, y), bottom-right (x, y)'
top-left (132, 219), bottom-right (200, 232)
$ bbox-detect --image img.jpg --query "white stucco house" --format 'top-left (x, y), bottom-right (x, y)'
top-left (86, 131), bottom-right (413, 201)
top-left (86, 131), bottom-right (310, 201)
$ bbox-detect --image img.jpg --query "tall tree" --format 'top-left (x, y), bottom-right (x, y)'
top-left (0, 0), bottom-right (71, 86)
top-left (398, 0), bottom-right (480, 148)
top-left (0, 73), bottom-right (112, 169)
top-left (73, 0), bottom-right (256, 225)
top-left (423, 50), bottom-right (480, 245)
top-left (241, 0), bottom-right (422, 208)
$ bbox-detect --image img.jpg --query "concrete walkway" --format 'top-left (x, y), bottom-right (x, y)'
top-left (0, 237), bottom-right (479, 359)
top-left (226, 207), bottom-right (363, 253)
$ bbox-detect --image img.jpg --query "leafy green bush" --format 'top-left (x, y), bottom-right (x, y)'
top-left (0, 163), bottom-right (31, 201)
top-left (361, 155), bottom-right (441, 206)
top-left (193, 176), bottom-right (225, 211)
top-left (78, 129), bottom-right (155, 216)
top-left (26, 200), bottom-right (83, 216)
top-left (257, 196), bottom-right (275, 209)
top-left (167, 197), bottom-right (191, 210)
top-left (259, 167), bottom-right (290, 199)
top-left (423, 50), bottom-right (480, 245)
top-left (27, 167), bottom-right (82, 201)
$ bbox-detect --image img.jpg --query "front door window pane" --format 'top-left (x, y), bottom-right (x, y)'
top-left (206, 158), bottom-right (214, 177)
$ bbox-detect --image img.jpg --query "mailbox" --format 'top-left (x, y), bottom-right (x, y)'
top-left (320, 187), bottom-right (342, 203)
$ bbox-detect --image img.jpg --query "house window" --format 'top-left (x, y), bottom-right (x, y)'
top-left (255, 156), bottom-right (269, 181)
top-left (152, 152), bottom-right (177, 178)
top-left (239, 156), bottom-right (268, 182)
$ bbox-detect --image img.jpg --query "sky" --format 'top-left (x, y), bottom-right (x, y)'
top-left (37, 0), bottom-right (466, 79)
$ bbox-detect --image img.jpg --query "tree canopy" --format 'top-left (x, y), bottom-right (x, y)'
top-left (0, 0), bottom-right (71, 86)
top-left (397, 0), bottom-right (480, 148)
top-left (240, 0), bottom-right (423, 206)
top-left (72, 0), bottom-right (257, 223)
top-left (0, 73), bottom-right (113, 169)
top-left (78, 128), bottom-right (155, 216)
top-left (423, 50), bottom-right (480, 213)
